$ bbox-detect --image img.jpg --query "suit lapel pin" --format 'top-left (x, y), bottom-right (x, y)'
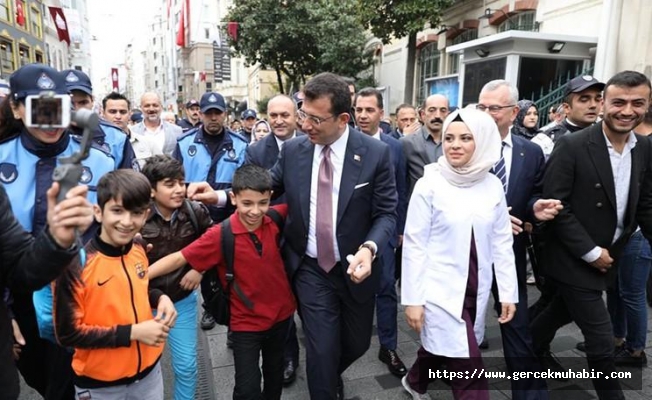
top-left (354, 154), bottom-right (361, 162)
top-left (520, 152), bottom-right (524, 157)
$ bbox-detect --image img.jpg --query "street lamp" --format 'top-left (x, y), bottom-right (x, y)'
top-left (477, 8), bottom-right (516, 28)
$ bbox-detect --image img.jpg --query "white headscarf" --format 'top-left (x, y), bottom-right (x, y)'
top-left (437, 108), bottom-right (502, 187)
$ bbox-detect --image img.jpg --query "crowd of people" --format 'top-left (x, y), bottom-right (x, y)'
top-left (0, 61), bottom-right (650, 400)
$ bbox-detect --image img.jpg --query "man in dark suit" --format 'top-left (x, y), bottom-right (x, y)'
top-left (478, 80), bottom-right (563, 399)
top-left (244, 93), bottom-right (302, 385)
top-left (389, 103), bottom-right (420, 140)
top-left (188, 73), bottom-right (397, 399)
top-left (354, 87), bottom-right (408, 377)
top-left (530, 71), bottom-right (652, 400)
top-left (400, 94), bottom-right (449, 199)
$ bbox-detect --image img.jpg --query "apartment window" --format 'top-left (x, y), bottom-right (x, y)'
top-left (18, 45), bottom-right (30, 67)
top-left (155, 80), bottom-right (159, 88)
top-left (205, 82), bottom-right (212, 92)
top-left (153, 37), bottom-right (156, 45)
top-left (0, 40), bottom-right (14, 73)
top-left (498, 11), bottom-right (538, 32)
top-left (448, 29), bottom-right (477, 74)
top-left (0, 0), bottom-right (10, 22)
top-left (153, 52), bottom-right (157, 60)
top-left (205, 28), bottom-right (210, 39)
top-left (417, 42), bottom-right (440, 105)
top-left (204, 55), bottom-right (212, 70)
top-left (35, 51), bottom-right (43, 63)
top-left (154, 66), bottom-right (158, 74)
top-left (30, 5), bottom-right (41, 38)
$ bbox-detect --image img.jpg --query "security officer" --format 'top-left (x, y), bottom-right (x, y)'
top-left (239, 108), bottom-right (257, 143)
top-left (545, 75), bottom-right (605, 143)
top-left (177, 99), bottom-right (201, 132)
top-left (62, 69), bottom-right (138, 170)
top-left (174, 91), bottom-right (248, 330)
top-left (0, 64), bottom-right (124, 400)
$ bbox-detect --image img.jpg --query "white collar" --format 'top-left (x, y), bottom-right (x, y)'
top-left (317, 125), bottom-right (349, 159)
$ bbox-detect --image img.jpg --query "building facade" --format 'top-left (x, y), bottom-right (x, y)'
top-left (0, 0), bottom-right (47, 78)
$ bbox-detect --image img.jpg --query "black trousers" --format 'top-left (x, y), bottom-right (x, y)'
top-left (231, 318), bottom-right (290, 400)
top-left (283, 315), bottom-right (299, 365)
top-left (294, 258), bottom-right (375, 400)
top-left (530, 279), bottom-right (625, 400)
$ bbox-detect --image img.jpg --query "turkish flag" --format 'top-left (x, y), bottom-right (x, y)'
top-left (111, 68), bottom-right (119, 91)
top-left (16, 1), bottom-right (25, 26)
top-left (48, 7), bottom-right (70, 46)
top-left (200, 71), bottom-right (206, 82)
top-left (175, 1), bottom-right (185, 47)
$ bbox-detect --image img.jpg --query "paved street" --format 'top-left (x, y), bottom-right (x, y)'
top-left (18, 286), bottom-right (652, 399)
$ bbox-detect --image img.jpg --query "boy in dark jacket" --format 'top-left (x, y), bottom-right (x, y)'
top-left (141, 155), bottom-right (213, 400)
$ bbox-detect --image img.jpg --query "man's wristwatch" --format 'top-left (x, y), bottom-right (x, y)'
top-left (358, 242), bottom-right (376, 260)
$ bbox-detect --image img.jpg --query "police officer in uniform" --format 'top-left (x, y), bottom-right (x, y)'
top-left (0, 64), bottom-right (128, 400)
top-left (177, 99), bottom-right (201, 132)
top-left (174, 91), bottom-right (248, 330)
top-left (239, 109), bottom-right (257, 143)
top-left (62, 69), bottom-right (138, 170)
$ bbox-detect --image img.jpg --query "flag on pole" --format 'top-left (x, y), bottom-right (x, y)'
top-left (227, 22), bottom-right (239, 42)
top-left (175, 1), bottom-right (185, 47)
top-left (111, 68), bottom-right (119, 91)
top-left (48, 7), bottom-right (70, 46)
top-left (16, 1), bottom-right (25, 26)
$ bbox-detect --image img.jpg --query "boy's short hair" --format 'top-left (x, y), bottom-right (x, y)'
top-left (97, 170), bottom-right (151, 212)
top-left (141, 155), bottom-right (185, 188)
top-left (231, 164), bottom-right (272, 195)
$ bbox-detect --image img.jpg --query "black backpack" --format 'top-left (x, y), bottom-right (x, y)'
top-left (204, 209), bottom-right (284, 326)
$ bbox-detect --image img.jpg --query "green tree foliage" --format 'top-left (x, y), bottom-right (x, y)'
top-left (357, 0), bottom-right (454, 103)
top-left (226, 0), bottom-right (374, 94)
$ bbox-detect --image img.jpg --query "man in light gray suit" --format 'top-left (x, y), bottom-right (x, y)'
top-left (131, 92), bottom-right (183, 156)
top-left (400, 94), bottom-right (449, 198)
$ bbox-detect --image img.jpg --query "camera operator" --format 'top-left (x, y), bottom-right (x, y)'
top-left (0, 64), bottom-right (129, 400)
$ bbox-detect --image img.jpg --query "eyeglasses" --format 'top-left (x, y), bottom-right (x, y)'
top-left (297, 109), bottom-right (337, 126)
top-left (475, 104), bottom-right (516, 113)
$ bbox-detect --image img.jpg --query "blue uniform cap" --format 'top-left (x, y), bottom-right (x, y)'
top-left (10, 64), bottom-right (69, 101)
top-left (200, 92), bottom-right (226, 113)
top-left (241, 109), bottom-right (257, 120)
top-left (130, 111), bottom-right (143, 123)
top-left (62, 69), bottom-right (93, 95)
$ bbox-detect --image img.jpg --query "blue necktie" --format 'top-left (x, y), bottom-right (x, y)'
top-left (493, 142), bottom-right (507, 193)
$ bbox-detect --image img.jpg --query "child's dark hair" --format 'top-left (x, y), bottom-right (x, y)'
top-left (231, 164), bottom-right (272, 195)
top-left (141, 154), bottom-right (185, 187)
top-left (97, 170), bottom-right (151, 212)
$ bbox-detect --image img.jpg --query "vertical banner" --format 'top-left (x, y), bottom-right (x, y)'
top-left (213, 40), bottom-right (223, 83)
top-left (220, 29), bottom-right (231, 81)
top-left (111, 68), bottom-right (119, 91)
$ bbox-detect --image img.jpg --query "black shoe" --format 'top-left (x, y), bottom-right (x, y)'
top-left (378, 347), bottom-right (408, 377)
top-left (614, 347), bottom-right (648, 367)
top-left (576, 341), bottom-right (586, 352)
top-left (283, 360), bottom-right (297, 385)
top-left (479, 338), bottom-right (489, 349)
top-left (336, 376), bottom-right (344, 400)
top-left (538, 351), bottom-right (568, 381)
top-left (200, 311), bottom-right (216, 330)
top-left (226, 329), bottom-right (233, 349)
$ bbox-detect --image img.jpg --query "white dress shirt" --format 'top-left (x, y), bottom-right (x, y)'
top-left (582, 131), bottom-right (636, 263)
top-left (502, 132), bottom-right (514, 185)
top-left (306, 127), bottom-right (349, 261)
top-left (275, 131), bottom-right (296, 151)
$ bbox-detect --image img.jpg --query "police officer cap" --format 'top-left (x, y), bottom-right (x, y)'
top-left (10, 64), bottom-right (68, 101)
top-left (241, 109), bottom-right (257, 120)
top-left (186, 99), bottom-right (200, 108)
top-left (200, 92), bottom-right (226, 113)
top-left (62, 69), bottom-right (93, 96)
top-left (131, 111), bottom-right (143, 123)
top-left (564, 75), bottom-right (605, 96)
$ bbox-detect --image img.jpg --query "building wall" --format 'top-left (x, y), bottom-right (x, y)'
top-left (247, 65), bottom-right (279, 112)
top-left (61, 0), bottom-right (91, 75)
top-left (0, 0), bottom-right (47, 78)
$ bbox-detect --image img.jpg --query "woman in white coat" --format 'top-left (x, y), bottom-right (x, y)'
top-left (401, 108), bottom-right (519, 400)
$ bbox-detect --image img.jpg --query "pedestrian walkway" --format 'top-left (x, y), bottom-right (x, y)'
top-left (17, 286), bottom-right (652, 399)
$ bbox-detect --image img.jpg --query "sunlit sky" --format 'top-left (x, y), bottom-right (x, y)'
top-left (87, 0), bottom-right (158, 91)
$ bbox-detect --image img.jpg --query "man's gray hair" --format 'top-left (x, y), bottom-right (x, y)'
top-left (480, 80), bottom-right (519, 104)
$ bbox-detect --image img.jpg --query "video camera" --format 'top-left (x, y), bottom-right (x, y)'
top-left (26, 91), bottom-right (100, 202)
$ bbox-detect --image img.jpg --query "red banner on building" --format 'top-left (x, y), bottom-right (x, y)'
top-left (48, 6), bottom-right (70, 46)
top-left (111, 68), bottom-right (119, 91)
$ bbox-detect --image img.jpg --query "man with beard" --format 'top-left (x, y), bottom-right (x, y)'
top-left (174, 91), bottom-right (249, 330)
top-left (131, 92), bottom-right (183, 156)
top-left (546, 75), bottom-right (605, 143)
top-left (178, 99), bottom-right (201, 132)
top-left (400, 94), bottom-right (449, 198)
top-left (531, 71), bottom-right (652, 400)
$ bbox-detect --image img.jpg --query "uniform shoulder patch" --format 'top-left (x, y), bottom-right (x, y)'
top-left (0, 163), bottom-right (18, 183)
